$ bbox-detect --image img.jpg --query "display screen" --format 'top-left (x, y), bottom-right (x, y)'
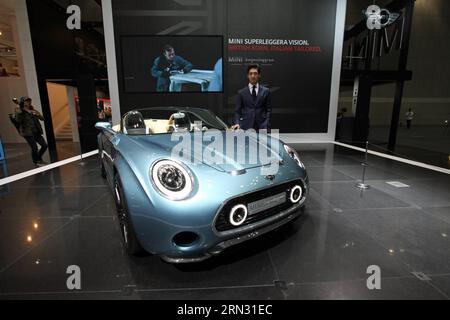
top-left (120, 35), bottom-right (223, 93)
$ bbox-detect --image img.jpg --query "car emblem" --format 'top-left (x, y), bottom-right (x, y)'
top-left (265, 175), bottom-right (275, 181)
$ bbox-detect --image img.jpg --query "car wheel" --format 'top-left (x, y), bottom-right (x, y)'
top-left (113, 176), bottom-right (145, 256)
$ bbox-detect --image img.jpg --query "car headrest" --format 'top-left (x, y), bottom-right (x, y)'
top-left (124, 111), bottom-right (146, 133)
top-left (169, 112), bottom-right (190, 131)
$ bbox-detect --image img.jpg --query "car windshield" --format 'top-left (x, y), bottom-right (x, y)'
top-left (120, 107), bottom-right (229, 135)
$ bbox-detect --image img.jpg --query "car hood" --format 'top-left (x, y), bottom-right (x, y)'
top-left (126, 130), bottom-right (283, 173)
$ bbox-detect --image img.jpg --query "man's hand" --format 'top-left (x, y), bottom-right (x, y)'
top-left (230, 124), bottom-right (240, 130)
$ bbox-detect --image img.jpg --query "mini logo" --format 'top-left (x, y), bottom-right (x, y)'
top-left (265, 175), bottom-right (275, 181)
top-left (365, 5), bottom-right (391, 30)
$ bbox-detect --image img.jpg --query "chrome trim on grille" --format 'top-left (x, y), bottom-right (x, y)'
top-left (212, 177), bottom-right (308, 236)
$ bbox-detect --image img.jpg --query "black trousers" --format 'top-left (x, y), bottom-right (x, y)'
top-left (24, 133), bottom-right (48, 163)
top-left (406, 120), bottom-right (412, 129)
top-left (252, 121), bottom-right (271, 133)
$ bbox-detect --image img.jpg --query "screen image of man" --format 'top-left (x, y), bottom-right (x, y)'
top-left (151, 45), bottom-right (193, 92)
top-left (232, 64), bottom-right (272, 131)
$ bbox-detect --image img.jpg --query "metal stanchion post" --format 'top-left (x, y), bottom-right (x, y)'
top-left (79, 142), bottom-right (86, 167)
top-left (79, 155), bottom-right (86, 166)
top-left (356, 141), bottom-right (370, 190)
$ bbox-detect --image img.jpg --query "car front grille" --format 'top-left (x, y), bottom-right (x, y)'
top-left (214, 179), bottom-right (305, 232)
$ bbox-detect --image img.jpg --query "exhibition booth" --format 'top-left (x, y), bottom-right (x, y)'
top-left (0, 0), bottom-right (449, 301)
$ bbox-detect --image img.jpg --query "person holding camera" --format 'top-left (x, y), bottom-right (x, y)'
top-left (14, 96), bottom-right (48, 167)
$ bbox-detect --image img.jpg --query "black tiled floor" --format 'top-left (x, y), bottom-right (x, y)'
top-left (268, 210), bottom-right (412, 284)
top-left (1, 142), bottom-right (81, 178)
top-left (333, 164), bottom-right (408, 181)
top-left (0, 286), bottom-right (284, 300)
top-left (0, 143), bottom-right (449, 299)
top-left (305, 166), bottom-right (354, 182)
top-left (429, 275), bottom-right (450, 298)
top-left (0, 217), bottom-right (131, 294)
top-left (310, 181), bottom-right (411, 210)
top-left (0, 186), bottom-right (109, 218)
top-left (0, 217), bottom-right (72, 272)
top-left (342, 208), bottom-right (450, 275)
top-left (285, 277), bottom-right (446, 300)
top-left (423, 207), bottom-right (450, 225)
top-left (367, 179), bottom-right (450, 208)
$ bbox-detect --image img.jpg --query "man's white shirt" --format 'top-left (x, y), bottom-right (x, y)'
top-left (248, 83), bottom-right (259, 96)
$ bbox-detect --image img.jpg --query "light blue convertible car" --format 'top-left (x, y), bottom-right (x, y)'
top-left (96, 107), bottom-right (309, 263)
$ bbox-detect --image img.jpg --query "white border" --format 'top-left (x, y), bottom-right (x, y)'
top-left (0, 150), bottom-right (98, 186)
top-left (333, 141), bottom-right (450, 175)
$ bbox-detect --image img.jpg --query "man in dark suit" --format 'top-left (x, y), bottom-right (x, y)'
top-left (231, 64), bottom-right (272, 131)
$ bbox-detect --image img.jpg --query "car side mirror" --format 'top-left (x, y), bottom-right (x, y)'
top-left (95, 122), bottom-right (113, 131)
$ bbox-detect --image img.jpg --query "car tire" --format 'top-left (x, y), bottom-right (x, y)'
top-left (114, 176), bottom-right (145, 256)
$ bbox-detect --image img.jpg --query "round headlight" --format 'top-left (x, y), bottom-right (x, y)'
top-left (284, 144), bottom-right (305, 168)
top-left (151, 159), bottom-right (193, 200)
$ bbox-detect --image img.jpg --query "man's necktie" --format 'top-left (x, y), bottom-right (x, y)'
top-left (252, 85), bottom-right (257, 101)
